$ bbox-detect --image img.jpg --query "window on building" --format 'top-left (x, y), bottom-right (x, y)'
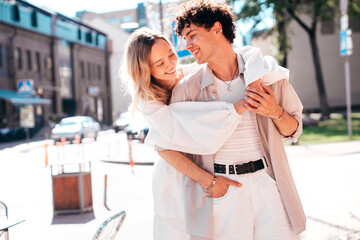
top-left (98, 65), bottom-right (101, 80)
top-left (13, 5), bottom-right (20, 22)
top-left (26, 50), bottom-right (32, 70)
top-left (93, 64), bottom-right (97, 80)
top-left (45, 56), bottom-right (52, 79)
top-left (31, 11), bottom-right (38, 27)
top-left (0, 44), bottom-right (2, 68)
top-left (88, 62), bottom-right (91, 80)
top-left (78, 28), bottom-right (82, 40)
top-left (15, 48), bottom-right (22, 70)
top-left (35, 52), bottom-right (41, 73)
top-left (85, 32), bottom-right (92, 43)
top-left (95, 34), bottom-right (99, 46)
top-left (80, 61), bottom-right (84, 78)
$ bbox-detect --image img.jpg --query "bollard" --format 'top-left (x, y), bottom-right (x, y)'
top-left (104, 174), bottom-right (109, 210)
top-left (61, 137), bottom-right (66, 163)
top-left (128, 136), bottom-right (135, 168)
top-left (44, 140), bottom-right (49, 168)
top-left (75, 135), bottom-right (81, 162)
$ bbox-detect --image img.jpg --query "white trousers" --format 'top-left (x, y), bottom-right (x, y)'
top-left (211, 169), bottom-right (299, 240)
top-left (153, 165), bottom-right (299, 240)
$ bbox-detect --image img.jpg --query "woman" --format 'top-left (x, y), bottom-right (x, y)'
top-left (122, 27), bottom-right (290, 239)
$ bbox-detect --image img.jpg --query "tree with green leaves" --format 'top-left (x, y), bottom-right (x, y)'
top-left (228, 0), bottom-right (360, 118)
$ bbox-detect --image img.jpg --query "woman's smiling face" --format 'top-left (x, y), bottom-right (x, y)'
top-left (149, 39), bottom-right (179, 89)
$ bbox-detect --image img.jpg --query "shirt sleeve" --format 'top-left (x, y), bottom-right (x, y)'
top-left (275, 79), bottom-right (304, 141)
top-left (141, 100), bottom-right (240, 155)
top-left (235, 46), bottom-right (289, 87)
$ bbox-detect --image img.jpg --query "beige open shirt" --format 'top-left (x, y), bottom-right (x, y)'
top-left (168, 53), bottom-right (306, 238)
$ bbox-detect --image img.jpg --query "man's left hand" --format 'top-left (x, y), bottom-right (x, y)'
top-left (244, 83), bottom-right (283, 119)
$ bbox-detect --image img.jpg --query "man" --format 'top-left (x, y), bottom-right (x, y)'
top-left (157, 0), bottom-right (306, 239)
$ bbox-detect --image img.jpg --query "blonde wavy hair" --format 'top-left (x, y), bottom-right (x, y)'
top-left (122, 28), bottom-right (175, 112)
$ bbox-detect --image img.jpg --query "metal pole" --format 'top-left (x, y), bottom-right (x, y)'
top-left (159, 0), bottom-right (164, 33)
top-left (344, 55), bottom-right (352, 139)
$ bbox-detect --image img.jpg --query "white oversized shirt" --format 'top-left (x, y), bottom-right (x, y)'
top-left (143, 46), bottom-right (290, 154)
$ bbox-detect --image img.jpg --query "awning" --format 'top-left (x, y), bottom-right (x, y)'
top-left (0, 89), bottom-right (51, 106)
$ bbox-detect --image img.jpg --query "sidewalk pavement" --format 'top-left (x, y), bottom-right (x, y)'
top-left (0, 136), bottom-right (359, 240)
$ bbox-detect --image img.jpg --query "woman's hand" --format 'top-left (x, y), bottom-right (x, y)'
top-left (244, 82), bottom-right (283, 119)
top-left (207, 176), bottom-right (242, 198)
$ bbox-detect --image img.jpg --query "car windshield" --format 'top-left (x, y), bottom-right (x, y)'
top-left (59, 121), bottom-right (80, 126)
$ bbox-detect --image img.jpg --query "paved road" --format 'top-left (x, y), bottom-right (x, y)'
top-left (0, 134), bottom-right (359, 240)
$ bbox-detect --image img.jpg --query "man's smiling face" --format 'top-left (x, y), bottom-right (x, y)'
top-left (183, 24), bottom-right (218, 64)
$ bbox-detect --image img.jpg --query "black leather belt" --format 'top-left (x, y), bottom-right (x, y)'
top-left (214, 158), bottom-right (265, 175)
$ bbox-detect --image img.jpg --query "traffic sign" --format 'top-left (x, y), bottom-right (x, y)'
top-left (340, 14), bottom-right (348, 30)
top-left (17, 79), bottom-right (34, 96)
top-left (340, 30), bottom-right (347, 56)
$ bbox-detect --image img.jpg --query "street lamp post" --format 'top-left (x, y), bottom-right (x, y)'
top-left (159, 0), bottom-right (164, 33)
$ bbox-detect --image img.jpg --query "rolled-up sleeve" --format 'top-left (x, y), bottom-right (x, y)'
top-left (276, 79), bottom-right (303, 141)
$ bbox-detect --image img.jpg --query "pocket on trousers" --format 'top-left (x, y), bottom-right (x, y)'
top-left (263, 172), bottom-right (277, 185)
top-left (213, 185), bottom-right (232, 201)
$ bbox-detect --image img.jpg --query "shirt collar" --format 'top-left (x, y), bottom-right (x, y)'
top-left (201, 52), bottom-right (246, 90)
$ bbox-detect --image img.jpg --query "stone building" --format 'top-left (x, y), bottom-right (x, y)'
top-left (0, 0), bottom-right (112, 137)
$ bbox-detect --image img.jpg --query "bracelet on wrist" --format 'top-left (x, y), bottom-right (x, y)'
top-left (272, 107), bottom-right (286, 121)
top-left (205, 176), bottom-right (217, 192)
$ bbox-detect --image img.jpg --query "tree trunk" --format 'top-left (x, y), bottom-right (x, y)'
top-left (308, 29), bottom-right (330, 118)
top-left (277, 16), bottom-right (288, 67)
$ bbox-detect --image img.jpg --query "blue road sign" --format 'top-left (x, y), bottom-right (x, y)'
top-left (17, 79), bottom-right (34, 96)
top-left (340, 30), bottom-right (347, 56)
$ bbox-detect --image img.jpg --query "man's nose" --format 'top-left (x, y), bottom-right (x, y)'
top-left (185, 40), bottom-right (191, 51)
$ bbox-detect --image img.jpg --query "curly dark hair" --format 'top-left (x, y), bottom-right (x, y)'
top-left (175, 0), bottom-right (236, 44)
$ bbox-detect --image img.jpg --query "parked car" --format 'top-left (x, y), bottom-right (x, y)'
top-left (50, 116), bottom-right (100, 142)
top-left (0, 127), bottom-right (26, 142)
top-left (124, 119), bottom-right (149, 142)
top-left (112, 112), bottom-right (131, 132)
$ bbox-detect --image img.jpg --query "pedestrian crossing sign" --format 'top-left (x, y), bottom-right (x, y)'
top-left (17, 79), bottom-right (34, 96)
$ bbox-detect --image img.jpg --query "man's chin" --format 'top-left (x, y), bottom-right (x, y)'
top-left (195, 58), bottom-right (204, 64)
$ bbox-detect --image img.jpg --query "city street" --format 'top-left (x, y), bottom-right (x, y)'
top-left (0, 131), bottom-right (359, 240)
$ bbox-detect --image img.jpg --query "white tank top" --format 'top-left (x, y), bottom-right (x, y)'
top-left (213, 75), bottom-right (264, 164)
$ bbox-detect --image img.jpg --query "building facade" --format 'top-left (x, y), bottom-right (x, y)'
top-left (0, 0), bottom-right (112, 136)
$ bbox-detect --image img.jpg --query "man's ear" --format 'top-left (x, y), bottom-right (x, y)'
top-left (212, 21), bottom-right (223, 35)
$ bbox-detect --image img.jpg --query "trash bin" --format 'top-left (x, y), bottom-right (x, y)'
top-left (50, 161), bottom-right (93, 215)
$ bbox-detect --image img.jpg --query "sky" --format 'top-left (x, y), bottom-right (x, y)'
top-left (26, 0), bottom-right (179, 18)
top-left (25, 0), bottom-right (274, 47)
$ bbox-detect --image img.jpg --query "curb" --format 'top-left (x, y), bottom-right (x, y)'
top-left (101, 159), bottom-right (154, 166)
